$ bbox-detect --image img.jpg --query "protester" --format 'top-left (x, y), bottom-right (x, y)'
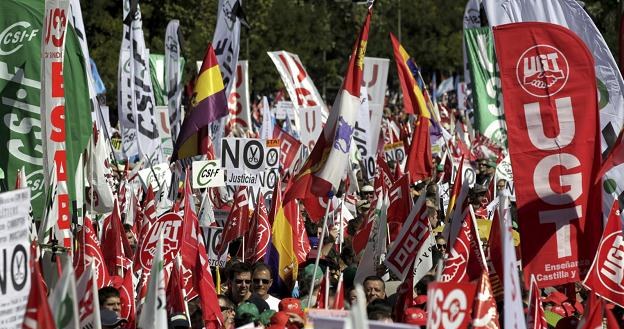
top-left (100, 308), bottom-right (128, 329)
top-left (362, 276), bottom-right (386, 304)
top-left (252, 263), bottom-right (281, 311)
top-left (227, 262), bottom-right (253, 305)
top-left (98, 287), bottom-right (122, 316)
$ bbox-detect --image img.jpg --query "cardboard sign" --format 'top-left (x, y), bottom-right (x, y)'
top-left (0, 189), bottom-right (31, 328)
top-left (201, 226), bottom-right (228, 268)
top-left (137, 163), bottom-right (172, 192)
top-left (383, 142), bottom-right (406, 167)
top-left (192, 160), bottom-right (225, 188)
top-left (273, 101), bottom-right (292, 120)
top-left (427, 282), bottom-right (477, 329)
top-left (138, 212), bottom-right (183, 271)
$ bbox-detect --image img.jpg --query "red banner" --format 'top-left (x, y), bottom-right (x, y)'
top-left (493, 22), bottom-right (602, 286)
top-left (426, 281), bottom-right (477, 329)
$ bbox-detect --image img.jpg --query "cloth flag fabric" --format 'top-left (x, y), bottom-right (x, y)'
top-left (472, 272), bottom-right (500, 329)
top-left (243, 193), bottom-right (271, 262)
top-left (218, 185), bottom-right (250, 254)
top-left (441, 209), bottom-right (488, 283)
top-left (285, 9), bottom-right (371, 202)
top-left (405, 116), bottom-right (432, 183)
top-left (48, 255), bottom-right (80, 329)
top-left (165, 19), bottom-right (183, 144)
top-left (73, 217), bottom-right (110, 289)
top-left (528, 275), bottom-right (548, 329)
top-left (493, 22), bottom-right (602, 287)
top-left (166, 259), bottom-right (188, 317)
top-left (22, 244), bottom-right (56, 329)
top-left (265, 180), bottom-right (299, 295)
top-left (86, 127), bottom-right (114, 214)
top-left (75, 263), bottom-right (102, 329)
top-left (389, 32), bottom-right (430, 118)
top-left (101, 200), bottom-right (131, 276)
top-left (583, 200), bottom-right (624, 307)
top-left (333, 272), bottom-right (345, 310)
top-left (138, 235), bottom-right (168, 329)
top-left (172, 45), bottom-right (228, 160)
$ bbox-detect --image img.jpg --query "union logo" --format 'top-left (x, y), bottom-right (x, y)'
top-left (596, 230), bottom-right (624, 296)
top-left (516, 45), bottom-right (569, 98)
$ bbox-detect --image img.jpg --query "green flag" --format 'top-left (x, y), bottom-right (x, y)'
top-left (464, 27), bottom-right (507, 146)
top-left (0, 0), bottom-right (92, 220)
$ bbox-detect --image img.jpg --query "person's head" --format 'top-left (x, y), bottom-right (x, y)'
top-left (100, 308), bottom-right (127, 329)
top-left (363, 276), bottom-right (386, 304)
top-left (436, 237), bottom-right (447, 253)
top-left (251, 263), bottom-right (273, 298)
top-left (360, 185), bottom-right (375, 203)
top-left (168, 313), bottom-right (190, 329)
top-left (228, 262), bottom-right (253, 303)
top-left (347, 287), bottom-right (358, 306)
top-left (98, 286), bottom-right (121, 315)
top-left (123, 224), bottom-right (137, 251)
top-left (366, 299), bottom-right (393, 322)
top-left (234, 302), bottom-right (260, 328)
top-left (470, 185), bottom-right (488, 206)
top-left (218, 295), bottom-right (236, 327)
top-left (497, 179), bottom-right (507, 194)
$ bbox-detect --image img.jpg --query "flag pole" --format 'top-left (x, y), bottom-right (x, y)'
top-left (307, 191), bottom-right (334, 308)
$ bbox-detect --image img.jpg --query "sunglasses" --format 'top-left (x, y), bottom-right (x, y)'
top-left (437, 244), bottom-right (447, 248)
top-left (253, 278), bottom-right (271, 285)
top-left (234, 279), bottom-right (251, 285)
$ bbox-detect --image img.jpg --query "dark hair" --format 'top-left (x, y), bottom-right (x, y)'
top-left (252, 262), bottom-right (272, 278)
top-left (366, 299), bottom-right (392, 320)
top-left (123, 223), bottom-right (133, 232)
top-left (98, 286), bottom-right (120, 306)
top-left (229, 262), bottom-right (252, 281)
top-left (363, 275), bottom-right (385, 289)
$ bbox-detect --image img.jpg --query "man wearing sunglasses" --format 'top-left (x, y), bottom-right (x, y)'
top-left (227, 262), bottom-right (253, 305)
top-left (251, 263), bottom-right (280, 311)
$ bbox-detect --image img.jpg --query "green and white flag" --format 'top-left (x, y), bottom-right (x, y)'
top-left (0, 0), bottom-right (92, 221)
top-left (138, 235), bottom-right (167, 329)
top-left (464, 27), bottom-right (506, 146)
top-left (49, 256), bottom-right (80, 329)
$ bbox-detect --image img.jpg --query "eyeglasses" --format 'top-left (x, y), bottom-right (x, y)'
top-left (253, 278), bottom-right (271, 285)
top-left (437, 244), bottom-right (447, 249)
top-left (234, 279), bottom-right (251, 285)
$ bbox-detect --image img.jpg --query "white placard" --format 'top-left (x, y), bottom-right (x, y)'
top-left (137, 163), bottom-right (172, 192)
top-left (297, 106), bottom-right (322, 150)
top-left (362, 57), bottom-right (390, 109)
top-left (0, 189), bottom-right (31, 328)
top-left (201, 226), bottom-right (228, 268)
top-left (192, 160), bottom-right (225, 188)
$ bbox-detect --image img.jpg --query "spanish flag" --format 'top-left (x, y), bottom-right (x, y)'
top-left (172, 44), bottom-right (227, 160)
top-left (390, 33), bottom-right (430, 118)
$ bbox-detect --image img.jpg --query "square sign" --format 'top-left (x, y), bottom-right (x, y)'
top-left (221, 138), bottom-right (280, 187)
top-left (192, 160), bottom-right (225, 188)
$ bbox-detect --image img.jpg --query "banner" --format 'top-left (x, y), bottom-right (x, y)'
top-left (137, 213), bottom-right (183, 272)
top-left (137, 163), bottom-right (172, 192)
top-left (297, 106), bottom-right (322, 150)
top-left (0, 189), bottom-right (31, 328)
top-left (202, 226), bottom-right (228, 268)
top-left (362, 57), bottom-right (389, 112)
top-left (41, 0), bottom-right (72, 246)
top-left (212, 0), bottom-right (243, 96)
top-left (118, 0), bottom-right (161, 163)
top-left (155, 105), bottom-right (174, 158)
top-left (464, 27), bottom-right (506, 145)
top-left (426, 281), bottom-right (477, 329)
top-left (226, 60), bottom-right (251, 133)
top-left (165, 19), bottom-right (182, 144)
top-left (192, 160), bottom-right (225, 188)
top-left (221, 138), bottom-right (279, 184)
top-left (493, 22), bottom-right (602, 286)
top-left (148, 53), bottom-right (165, 106)
top-left (488, 0), bottom-right (624, 217)
top-left (268, 51), bottom-right (328, 114)
top-left (463, 0), bottom-right (482, 94)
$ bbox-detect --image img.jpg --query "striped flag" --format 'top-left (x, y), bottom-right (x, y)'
top-left (172, 45), bottom-right (228, 160)
top-left (389, 33), bottom-right (430, 118)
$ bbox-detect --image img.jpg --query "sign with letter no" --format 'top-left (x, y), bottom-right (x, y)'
top-left (192, 160), bottom-right (225, 188)
top-left (221, 138), bottom-right (280, 186)
top-left (383, 142), bottom-right (406, 169)
top-left (201, 226), bottom-right (228, 268)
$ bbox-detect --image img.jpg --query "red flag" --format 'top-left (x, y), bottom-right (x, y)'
top-left (333, 273), bottom-right (345, 310)
top-left (583, 200), bottom-right (624, 307)
top-left (116, 269), bottom-right (136, 328)
top-left (471, 273), bottom-right (500, 328)
top-left (218, 186), bottom-right (250, 254)
top-left (22, 244), bottom-right (56, 329)
top-left (445, 155), bottom-right (465, 221)
top-left (387, 173), bottom-right (412, 224)
top-left (273, 125), bottom-right (302, 176)
top-left (290, 200), bottom-right (311, 264)
top-left (528, 275), bottom-right (548, 329)
top-left (316, 270), bottom-right (330, 309)
top-left (101, 200), bottom-right (132, 276)
top-left (487, 208), bottom-right (504, 289)
top-left (285, 10), bottom-right (372, 203)
top-left (393, 266), bottom-right (416, 323)
top-left (578, 293), bottom-right (601, 329)
top-left (179, 171), bottom-right (223, 328)
top-left (74, 217), bottom-right (110, 289)
top-left (242, 194), bottom-right (271, 263)
top-left (142, 185), bottom-right (157, 225)
top-left (441, 210), bottom-right (488, 283)
top-left (167, 260), bottom-right (187, 316)
top-left (405, 116), bottom-right (432, 183)
top-left (494, 22), bottom-right (602, 287)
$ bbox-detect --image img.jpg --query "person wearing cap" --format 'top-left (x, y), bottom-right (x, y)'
top-left (360, 185), bottom-right (375, 203)
top-left (234, 302), bottom-right (260, 328)
top-left (251, 263), bottom-right (281, 311)
top-left (299, 264), bottom-right (324, 308)
top-left (100, 308), bottom-right (128, 329)
top-left (227, 262), bottom-right (253, 306)
top-left (404, 307), bottom-right (427, 326)
top-left (278, 298), bottom-right (305, 328)
top-left (363, 275), bottom-right (386, 304)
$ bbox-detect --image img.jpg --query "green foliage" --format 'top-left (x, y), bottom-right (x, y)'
top-left (83, 0), bottom-right (621, 116)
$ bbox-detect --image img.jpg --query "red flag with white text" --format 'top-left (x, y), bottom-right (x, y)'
top-left (218, 185), bottom-right (250, 254)
top-left (493, 22), bottom-right (602, 286)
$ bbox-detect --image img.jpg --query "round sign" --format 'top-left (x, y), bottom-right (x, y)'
top-left (138, 213), bottom-right (184, 271)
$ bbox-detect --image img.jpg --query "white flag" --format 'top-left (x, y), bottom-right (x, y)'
top-left (138, 235), bottom-right (168, 329)
top-left (49, 256), bottom-right (80, 329)
top-left (165, 20), bottom-right (183, 144)
top-left (76, 263), bottom-right (102, 329)
top-left (354, 192), bottom-right (388, 284)
top-left (87, 129), bottom-right (115, 214)
top-left (261, 96), bottom-right (273, 139)
top-left (500, 193), bottom-right (527, 329)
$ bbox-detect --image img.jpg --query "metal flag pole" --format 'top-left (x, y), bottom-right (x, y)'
top-left (307, 191), bottom-right (334, 308)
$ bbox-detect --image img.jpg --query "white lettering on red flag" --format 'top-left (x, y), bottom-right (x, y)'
top-left (493, 22), bottom-right (602, 286)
